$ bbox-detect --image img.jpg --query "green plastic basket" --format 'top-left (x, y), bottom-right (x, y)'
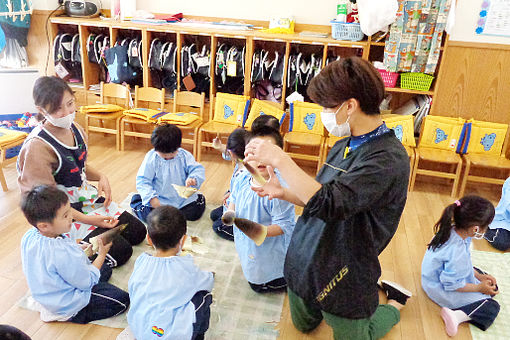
top-left (400, 72), bottom-right (434, 91)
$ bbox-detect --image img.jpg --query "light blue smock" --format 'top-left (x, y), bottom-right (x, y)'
top-left (421, 229), bottom-right (491, 309)
top-left (489, 177), bottom-right (510, 232)
top-left (21, 227), bottom-right (100, 317)
top-left (230, 170), bottom-right (295, 284)
top-left (128, 253), bottom-right (214, 340)
top-left (136, 148), bottom-right (205, 208)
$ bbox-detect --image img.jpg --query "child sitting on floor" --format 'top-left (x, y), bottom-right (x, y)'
top-left (210, 128), bottom-right (248, 241)
top-left (421, 195), bottom-right (500, 337)
top-left (131, 124), bottom-right (206, 222)
top-left (484, 177), bottom-right (510, 251)
top-left (128, 206), bottom-right (214, 340)
top-left (20, 185), bottom-right (129, 324)
top-left (225, 126), bottom-right (295, 293)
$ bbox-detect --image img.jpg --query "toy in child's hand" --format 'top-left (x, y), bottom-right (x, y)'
top-left (212, 133), bottom-right (223, 150)
top-left (221, 210), bottom-right (268, 246)
top-left (238, 159), bottom-right (267, 186)
top-left (89, 224), bottom-right (128, 253)
top-left (172, 184), bottom-right (198, 198)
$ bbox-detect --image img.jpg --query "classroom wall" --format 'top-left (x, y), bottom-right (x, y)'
top-left (449, 0), bottom-right (510, 44)
top-left (31, 0), bottom-right (339, 26)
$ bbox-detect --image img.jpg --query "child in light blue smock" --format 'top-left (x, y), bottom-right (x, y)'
top-left (421, 195), bottom-right (499, 337)
top-left (128, 205), bottom-right (214, 340)
top-left (20, 185), bottom-right (129, 324)
top-left (131, 124), bottom-right (206, 222)
top-left (226, 126), bottom-right (295, 293)
top-left (485, 177), bottom-right (510, 251)
top-left (209, 128), bottom-right (248, 241)
top-left (210, 115), bottom-right (281, 241)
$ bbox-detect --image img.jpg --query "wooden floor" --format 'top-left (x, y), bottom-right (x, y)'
top-left (0, 134), bottom-right (505, 340)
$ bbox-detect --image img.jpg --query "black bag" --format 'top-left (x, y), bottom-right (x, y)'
top-left (104, 44), bottom-right (138, 84)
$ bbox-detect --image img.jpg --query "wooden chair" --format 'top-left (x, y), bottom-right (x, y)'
top-left (84, 82), bottom-right (130, 151)
top-left (383, 114), bottom-right (416, 190)
top-left (243, 99), bottom-right (286, 131)
top-left (409, 115), bottom-right (466, 197)
top-left (0, 128), bottom-right (27, 191)
top-left (458, 119), bottom-right (510, 197)
top-left (284, 101), bottom-right (326, 173)
top-left (196, 92), bottom-right (250, 161)
top-left (119, 86), bottom-right (165, 151)
top-left (162, 90), bottom-right (206, 158)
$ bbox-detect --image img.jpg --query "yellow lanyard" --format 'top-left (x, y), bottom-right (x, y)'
top-left (343, 146), bottom-right (350, 159)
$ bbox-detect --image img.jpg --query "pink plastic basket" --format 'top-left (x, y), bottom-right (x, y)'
top-left (378, 69), bottom-right (399, 88)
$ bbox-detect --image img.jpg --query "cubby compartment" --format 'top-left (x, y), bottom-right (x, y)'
top-left (180, 33), bottom-right (212, 98)
top-left (212, 35), bottom-right (247, 96)
top-left (250, 38), bottom-right (287, 107)
top-left (147, 30), bottom-right (178, 96)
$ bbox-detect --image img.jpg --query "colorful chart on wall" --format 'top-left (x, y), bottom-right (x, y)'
top-left (476, 0), bottom-right (510, 37)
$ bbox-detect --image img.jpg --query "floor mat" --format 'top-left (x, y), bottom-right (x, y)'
top-left (470, 250), bottom-right (510, 340)
top-left (19, 194), bottom-right (285, 340)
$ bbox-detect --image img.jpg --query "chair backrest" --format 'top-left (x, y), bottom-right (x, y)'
top-left (289, 101), bottom-right (324, 136)
top-left (463, 119), bottom-right (509, 156)
top-left (212, 92), bottom-right (250, 126)
top-left (134, 86), bottom-right (165, 110)
top-left (173, 90), bottom-right (205, 118)
top-left (244, 99), bottom-right (286, 129)
top-left (383, 114), bottom-right (416, 147)
top-left (100, 81), bottom-right (131, 108)
top-left (418, 115), bottom-right (465, 151)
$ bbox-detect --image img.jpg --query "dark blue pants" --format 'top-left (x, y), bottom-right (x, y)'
top-left (456, 298), bottom-right (500, 331)
top-left (130, 193), bottom-right (206, 222)
top-left (69, 264), bottom-right (130, 324)
top-left (190, 290), bottom-right (213, 340)
top-left (249, 277), bottom-right (287, 293)
top-left (210, 206), bottom-right (234, 241)
top-left (484, 227), bottom-right (510, 251)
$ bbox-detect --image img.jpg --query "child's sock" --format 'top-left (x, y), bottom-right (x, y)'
top-left (441, 307), bottom-right (471, 337)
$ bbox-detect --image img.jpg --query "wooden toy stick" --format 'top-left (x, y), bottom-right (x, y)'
top-left (222, 211), bottom-right (267, 246)
top-left (89, 224), bottom-right (128, 253)
top-left (238, 159), bottom-right (267, 186)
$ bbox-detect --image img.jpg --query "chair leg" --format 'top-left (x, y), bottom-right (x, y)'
top-left (197, 130), bottom-right (203, 162)
top-left (316, 142), bottom-right (325, 174)
top-left (408, 152), bottom-right (415, 191)
top-left (0, 166), bottom-right (7, 192)
top-left (451, 161), bottom-right (463, 198)
top-left (409, 153), bottom-right (420, 192)
top-left (458, 159), bottom-right (471, 198)
top-left (119, 118), bottom-right (125, 151)
top-left (192, 127), bottom-right (199, 159)
top-left (85, 115), bottom-right (89, 137)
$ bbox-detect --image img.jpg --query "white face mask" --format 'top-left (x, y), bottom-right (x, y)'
top-left (321, 102), bottom-right (350, 137)
top-left (44, 110), bottom-right (76, 129)
top-left (473, 226), bottom-right (485, 240)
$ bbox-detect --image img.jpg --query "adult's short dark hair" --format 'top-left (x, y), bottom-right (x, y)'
top-left (21, 185), bottom-right (69, 227)
top-left (250, 126), bottom-right (283, 148)
top-left (227, 128), bottom-right (249, 160)
top-left (151, 124), bottom-right (182, 153)
top-left (307, 57), bottom-right (385, 115)
top-left (251, 114), bottom-right (280, 133)
top-left (147, 205), bottom-right (187, 250)
top-left (33, 76), bottom-right (74, 116)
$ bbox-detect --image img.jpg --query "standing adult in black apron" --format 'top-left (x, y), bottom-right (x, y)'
top-left (244, 57), bottom-right (411, 339)
top-left (17, 76), bottom-right (146, 267)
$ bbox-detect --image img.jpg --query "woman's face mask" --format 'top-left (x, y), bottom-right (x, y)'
top-left (43, 110), bottom-right (76, 129)
top-left (320, 102), bottom-right (350, 137)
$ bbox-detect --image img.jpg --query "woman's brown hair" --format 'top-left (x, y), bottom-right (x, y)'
top-left (33, 76), bottom-right (74, 119)
top-left (307, 57), bottom-right (385, 114)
